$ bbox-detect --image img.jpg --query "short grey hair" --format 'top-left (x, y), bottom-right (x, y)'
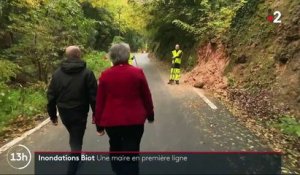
top-left (109, 43), bottom-right (130, 65)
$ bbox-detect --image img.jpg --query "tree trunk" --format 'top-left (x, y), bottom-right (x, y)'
top-left (37, 61), bottom-right (42, 81)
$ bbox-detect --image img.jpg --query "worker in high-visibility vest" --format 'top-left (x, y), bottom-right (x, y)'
top-left (128, 53), bottom-right (135, 65)
top-left (168, 44), bottom-right (183, 85)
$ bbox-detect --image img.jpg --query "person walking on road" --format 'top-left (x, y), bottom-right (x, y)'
top-left (47, 46), bottom-right (97, 174)
top-left (94, 43), bottom-right (154, 175)
top-left (168, 44), bottom-right (183, 85)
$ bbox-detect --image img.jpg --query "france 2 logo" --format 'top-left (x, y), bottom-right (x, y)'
top-left (267, 11), bottom-right (282, 24)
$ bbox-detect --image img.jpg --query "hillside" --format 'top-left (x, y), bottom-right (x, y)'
top-left (185, 0), bottom-right (300, 173)
top-left (185, 0), bottom-right (300, 124)
top-left (147, 0), bottom-right (299, 173)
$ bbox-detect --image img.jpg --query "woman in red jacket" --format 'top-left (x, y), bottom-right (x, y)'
top-left (94, 43), bottom-right (154, 174)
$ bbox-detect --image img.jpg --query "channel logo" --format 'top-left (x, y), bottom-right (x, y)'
top-left (7, 144), bottom-right (32, 170)
top-left (267, 11), bottom-right (282, 23)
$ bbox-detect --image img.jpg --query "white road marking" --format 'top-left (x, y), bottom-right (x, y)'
top-left (193, 88), bottom-right (218, 110)
top-left (0, 118), bottom-right (50, 154)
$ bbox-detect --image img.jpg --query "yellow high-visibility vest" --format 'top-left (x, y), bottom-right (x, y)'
top-left (172, 50), bottom-right (182, 64)
top-left (128, 54), bottom-right (135, 65)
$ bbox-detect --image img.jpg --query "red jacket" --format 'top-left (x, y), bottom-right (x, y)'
top-left (94, 64), bottom-right (154, 127)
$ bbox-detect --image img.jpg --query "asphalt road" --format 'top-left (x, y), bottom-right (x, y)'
top-left (0, 53), bottom-right (270, 174)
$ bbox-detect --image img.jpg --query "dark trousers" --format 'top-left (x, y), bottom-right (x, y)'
top-left (105, 125), bottom-right (144, 175)
top-left (58, 107), bottom-right (88, 174)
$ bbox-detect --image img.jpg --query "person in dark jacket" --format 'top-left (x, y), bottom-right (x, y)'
top-left (94, 43), bottom-right (154, 175)
top-left (47, 46), bottom-right (97, 174)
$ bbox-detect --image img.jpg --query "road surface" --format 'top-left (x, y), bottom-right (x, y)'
top-left (0, 53), bottom-right (269, 174)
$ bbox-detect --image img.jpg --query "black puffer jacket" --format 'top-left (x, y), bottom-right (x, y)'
top-left (47, 58), bottom-right (97, 121)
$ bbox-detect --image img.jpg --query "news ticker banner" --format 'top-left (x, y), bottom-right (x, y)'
top-left (33, 152), bottom-right (281, 174)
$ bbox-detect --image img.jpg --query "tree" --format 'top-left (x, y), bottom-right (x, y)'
top-left (80, 0), bottom-right (148, 50)
top-left (3, 0), bottom-right (95, 82)
top-left (80, 1), bottom-right (119, 50)
top-left (144, 0), bottom-right (246, 61)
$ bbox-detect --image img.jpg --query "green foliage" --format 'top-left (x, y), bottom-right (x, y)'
top-left (84, 51), bottom-right (111, 77)
top-left (112, 36), bottom-right (125, 44)
top-left (172, 1), bottom-right (245, 40)
top-left (81, 0), bottom-right (147, 34)
top-left (0, 59), bottom-right (20, 82)
top-left (124, 30), bottom-right (144, 52)
top-left (0, 83), bottom-right (46, 131)
top-left (111, 34), bottom-right (145, 52)
top-left (80, 0), bottom-right (147, 51)
top-left (1, 0), bottom-right (146, 84)
top-left (227, 74), bottom-right (236, 87)
top-left (277, 116), bottom-right (300, 137)
top-left (3, 0), bottom-right (96, 82)
top-left (186, 56), bottom-right (197, 71)
top-left (145, 0), bottom-right (246, 65)
top-left (80, 1), bottom-right (119, 50)
top-left (230, 0), bottom-right (260, 31)
top-left (224, 0), bottom-right (279, 89)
